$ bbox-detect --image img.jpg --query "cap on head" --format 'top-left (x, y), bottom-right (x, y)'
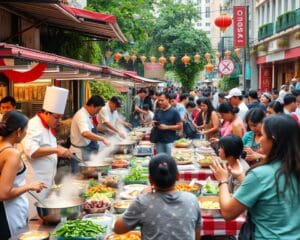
top-left (225, 88), bottom-right (242, 99)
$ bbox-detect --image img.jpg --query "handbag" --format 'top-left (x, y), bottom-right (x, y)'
top-left (183, 114), bottom-right (198, 138)
top-left (238, 212), bottom-right (255, 240)
top-left (150, 127), bottom-right (160, 143)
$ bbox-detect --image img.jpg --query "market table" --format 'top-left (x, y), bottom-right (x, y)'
top-left (202, 214), bottom-right (246, 236)
top-left (179, 167), bottom-right (215, 181)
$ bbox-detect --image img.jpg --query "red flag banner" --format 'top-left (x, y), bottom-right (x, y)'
top-left (233, 6), bottom-right (247, 48)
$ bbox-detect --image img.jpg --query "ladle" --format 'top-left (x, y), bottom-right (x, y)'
top-left (28, 191), bottom-right (46, 207)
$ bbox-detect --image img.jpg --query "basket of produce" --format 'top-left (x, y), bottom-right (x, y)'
top-left (175, 182), bottom-right (201, 196)
top-left (105, 231), bottom-right (141, 240)
top-left (174, 138), bottom-right (192, 148)
top-left (198, 196), bottom-right (221, 218)
top-left (123, 166), bottom-right (148, 185)
top-left (54, 219), bottom-right (106, 240)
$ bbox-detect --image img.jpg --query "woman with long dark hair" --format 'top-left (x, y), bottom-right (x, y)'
top-left (0, 111), bottom-right (46, 239)
top-left (199, 97), bottom-right (219, 140)
top-left (211, 114), bottom-right (300, 239)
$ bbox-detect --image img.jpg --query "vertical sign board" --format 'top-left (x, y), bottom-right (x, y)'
top-left (233, 6), bottom-right (247, 48)
top-left (260, 65), bottom-right (272, 92)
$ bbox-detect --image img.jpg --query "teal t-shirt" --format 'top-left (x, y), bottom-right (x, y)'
top-left (234, 161), bottom-right (300, 239)
top-left (242, 131), bottom-right (260, 151)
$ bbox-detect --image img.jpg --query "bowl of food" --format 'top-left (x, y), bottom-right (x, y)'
top-left (175, 138), bottom-right (192, 148)
top-left (113, 200), bottom-right (132, 214)
top-left (79, 162), bottom-right (111, 178)
top-left (105, 231), bottom-right (141, 240)
top-left (198, 196), bottom-right (221, 218)
top-left (197, 155), bottom-right (216, 168)
top-left (18, 231), bottom-right (49, 240)
top-left (83, 200), bottom-right (111, 214)
top-left (202, 181), bottom-right (219, 196)
top-left (112, 159), bottom-right (129, 169)
top-left (192, 139), bottom-right (211, 148)
top-left (102, 175), bottom-right (120, 188)
top-left (113, 154), bottom-right (133, 161)
top-left (175, 182), bottom-right (201, 196)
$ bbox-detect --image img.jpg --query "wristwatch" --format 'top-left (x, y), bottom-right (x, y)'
top-left (218, 180), bottom-right (229, 187)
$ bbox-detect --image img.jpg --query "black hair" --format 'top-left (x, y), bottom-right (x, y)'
top-left (262, 114), bottom-right (300, 199)
top-left (219, 135), bottom-right (243, 159)
top-left (186, 101), bottom-right (196, 109)
top-left (218, 93), bottom-right (226, 99)
top-left (0, 110), bottom-right (28, 138)
top-left (179, 93), bottom-right (189, 102)
top-left (201, 97), bottom-right (216, 124)
top-left (196, 97), bottom-right (204, 106)
top-left (149, 153), bottom-right (178, 189)
top-left (188, 95), bottom-right (195, 102)
top-left (168, 93), bottom-right (177, 100)
top-left (86, 95), bottom-right (105, 107)
top-left (142, 104), bottom-right (150, 111)
top-left (158, 92), bottom-right (171, 100)
top-left (291, 89), bottom-right (300, 97)
top-left (248, 90), bottom-right (258, 99)
top-left (245, 108), bottom-right (265, 124)
top-left (268, 101), bottom-right (283, 113)
top-left (272, 89), bottom-right (279, 95)
top-left (0, 96), bottom-right (16, 107)
top-left (218, 102), bottom-right (239, 114)
top-left (283, 94), bottom-right (296, 106)
top-left (138, 88), bottom-right (147, 94)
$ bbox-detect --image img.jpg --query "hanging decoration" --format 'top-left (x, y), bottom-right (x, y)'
top-left (234, 48), bottom-right (240, 58)
top-left (205, 63), bottom-right (214, 73)
top-left (214, 13), bottom-right (232, 32)
top-left (0, 58), bottom-right (47, 83)
top-left (124, 53), bottom-right (131, 63)
top-left (105, 50), bottom-right (112, 59)
top-left (204, 52), bottom-right (211, 62)
top-left (194, 53), bottom-right (201, 63)
top-left (114, 52), bottom-right (122, 63)
top-left (131, 54), bottom-right (137, 64)
top-left (158, 45), bottom-right (165, 54)
top-left (169, 55), bottom-right (176, 65)
top-left (140, 55), bottom-right (147, 65)
top-left (224, 49), bottom-right (231, 59)
top-left (150, 56), bottom-right (156, 64)
top-left (215, 52), bottom-right (221, 59)
top-left (181, 54), bottom-right (190, 66)
top-left (159, 56), bottom-right (167, 66)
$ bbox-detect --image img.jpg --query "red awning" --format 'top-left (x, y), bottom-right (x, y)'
top-left (0, 3), bottom-right (127, 42)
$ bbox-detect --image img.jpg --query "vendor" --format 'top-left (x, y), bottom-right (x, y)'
top-left (70, 95), bottom-right (111, 173)
top-left (97, 96), bottom-right (131, 138)
top-left (22, 86), bottom-right (72, 200)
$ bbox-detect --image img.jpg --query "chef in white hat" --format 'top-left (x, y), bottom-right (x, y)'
top-left (22, 86), bottom-right (72, 200)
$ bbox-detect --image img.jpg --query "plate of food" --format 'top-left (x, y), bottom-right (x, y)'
top-left (172, 152), bottom-right (193, 165)
top-left (198, 196), bottom-right (221, 218)
top-left (105, 231), bottom-right (141, 240)
top-left (113, 200), bottom-right (132, 214)
top-left (119, 189), bottom-right (144, 200)
top-left (175, 138), bottom-right (192, 148)
top-left (112, 159), bottom-right (129, 169)
top-left (175, 182), bottom-right (201, 196)
top-left (197, 155), bottom-right (218, 168)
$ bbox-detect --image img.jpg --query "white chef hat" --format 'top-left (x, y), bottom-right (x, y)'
top-left (42, 86), bottom-right (69, 114)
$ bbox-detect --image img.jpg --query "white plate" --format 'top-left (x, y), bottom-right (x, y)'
top-left (123, 184), bottom-right (147, 191)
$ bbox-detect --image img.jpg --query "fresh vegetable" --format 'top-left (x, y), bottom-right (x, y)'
top-left (87, 193), bottom-right (111, 203)
top-left (124, 166), bottom-right (148, 182)
top-left (203, 183), bottom-right (219, 194)
top-left (176, 138), bottom-right (190, 144)
top-left (53, 219), bottom-right (106, 238)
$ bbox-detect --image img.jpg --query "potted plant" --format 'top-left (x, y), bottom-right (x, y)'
top-left (277, 38), bottom-right (289, 48)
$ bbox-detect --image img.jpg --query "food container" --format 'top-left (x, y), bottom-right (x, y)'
top-left (198, 196), bottom-right (221, 218)
top-left (113, 200), bottom-right (132, 214)
top-left (115, 140), bottom-right (136, 154)
top-left (105, 231), bottom-right (141, 240)
top-left (82, 213), bottom-right (114, 231)
top-left (79, 162), bottom-right (111, 178)
top-left (175, 182), bottom-right (201, 196)
top-left (35, 198), bottom-right (83, 224)
top-left (101, 175), bottom-right (120, 188)
top-left (18, 230), bottom-right (49, 240)
top-left (113, 154), bottom-right (133, 161)
top-left (111, 159), bottom-right (129, 169)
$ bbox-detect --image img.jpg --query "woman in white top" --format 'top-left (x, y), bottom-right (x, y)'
top-left (0, 111), bottom-right (46, 239)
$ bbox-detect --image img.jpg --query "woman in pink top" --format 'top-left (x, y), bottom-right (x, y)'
top-left (218, 102), bottom-right (245, 138)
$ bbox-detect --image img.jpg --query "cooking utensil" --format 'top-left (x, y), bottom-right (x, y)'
top-left (28, 191), bottom-right (46, 207)
top-left (35, 198), bottom-right (83, 224)
top-left (79, 162), bottom-right (111, 178)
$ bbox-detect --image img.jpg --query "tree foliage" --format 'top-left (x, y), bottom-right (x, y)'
top-left (90, 81), bottom-right (122, 101)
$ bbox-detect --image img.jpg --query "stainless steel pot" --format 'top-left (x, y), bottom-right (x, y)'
top-left (79, 162), bottom-right (111, 178)
top-left (35, 198), bottom-right (83, 224)
top-left (115, 140), bottom-right (136, 154)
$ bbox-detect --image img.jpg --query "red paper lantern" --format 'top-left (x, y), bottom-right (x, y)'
top-left (140, 55), bottom-right (147, 64)
top-left (181, 54), bottom-right (190, 66)
top-left (159, 56), bottom-right (166, 65)
top-left (214, 13), bottom-right (232, 32)
top-left (114, 52), bottom-right (122, 62)
top-left (169, 55), bottom-right (176, 65)
top-left (205, 63), bottom-right (214, 73)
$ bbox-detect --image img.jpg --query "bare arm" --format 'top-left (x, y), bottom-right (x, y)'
top-left (158, 122), bottom-right (182, 131)
top-left (195, 227), bottom-right (201, 240)
top-left (232, 122), bottom-right (244, 138)
top-left (31, 145), bottom-right (71, 159)
top-left (203, 111), bottom-right (219, 135)
top-left (113, 217), bottom-right (131, 234)
top-left (82, 131), bottom-right (110, 145)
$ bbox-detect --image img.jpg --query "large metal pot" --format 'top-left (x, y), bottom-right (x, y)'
top-left (79, 162), bottom-right (111, 178)
top-left (35, 198), bottom-right (83, 224)
top-left (115, 140), bottom-right (136, 154)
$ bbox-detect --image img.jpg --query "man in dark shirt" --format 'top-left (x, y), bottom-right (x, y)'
top-left (247, 90), bottom-right (266, 111)
top-left (153, 92), bottom-right (182, 155)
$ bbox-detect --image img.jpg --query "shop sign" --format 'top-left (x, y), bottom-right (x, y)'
top-left (260, 65), bottom-right (272, 92)
top-left (233, 6), bottom-right (247, 48)
top-left (144, 63), bottom-right (165, 80)
top-left (218, 59), bottom-right (235, 76)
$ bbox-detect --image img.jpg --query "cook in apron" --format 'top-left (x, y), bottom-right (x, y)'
top-left (71, 127), bottom-right (99, 174)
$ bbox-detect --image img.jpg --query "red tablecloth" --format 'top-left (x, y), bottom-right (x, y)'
top-left (202, 215), bottom-right (246, 236)
top-left (179, 168), bottom-right (215, 181)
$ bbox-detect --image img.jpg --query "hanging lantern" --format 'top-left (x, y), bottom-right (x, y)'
top-left (234, 48), bottom-right (241, 57)
top-left (194, 53), bottom-right (201, 63)
top-left (214, 13), bottom-right (232, 32)
top-left (150, 56), bottom-right (156, 64)
top-left (204, 52), bottom-right (211, 62)
top-left (159, 56), bottom-right (167, 66)
top-left (124, 53), bottom-right (131, 63)
top-left (181, 54), bottom-right (190, 66)
top-left (105, 50), bottom-right (112, 59)
top-left (205, 63), bottom-right (214, 73)
top-left (114, 52), bottom-right (122, 62)
top-left (140, 55), bottom-right (147, 64)
top-left (225, 49), bottom-right (231, 58)
top-left (158, 45), bottom-right (165, 53)
top-left (131, 54), bottom-right (137, 64)
top-left (169, 55), bottom-right (176, 65)
top-left (215, 52), bottom-right (221, 59)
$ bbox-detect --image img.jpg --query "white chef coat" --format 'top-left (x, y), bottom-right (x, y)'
top-left (97, 103), bottom-right (119, 131)
top-left (70, 107), bottom-right (94, 157)
top-left (21, 115), bottom-right (57, 199)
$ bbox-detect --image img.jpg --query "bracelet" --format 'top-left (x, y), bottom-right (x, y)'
top-left (218, 180), bottom-right (229, 187)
